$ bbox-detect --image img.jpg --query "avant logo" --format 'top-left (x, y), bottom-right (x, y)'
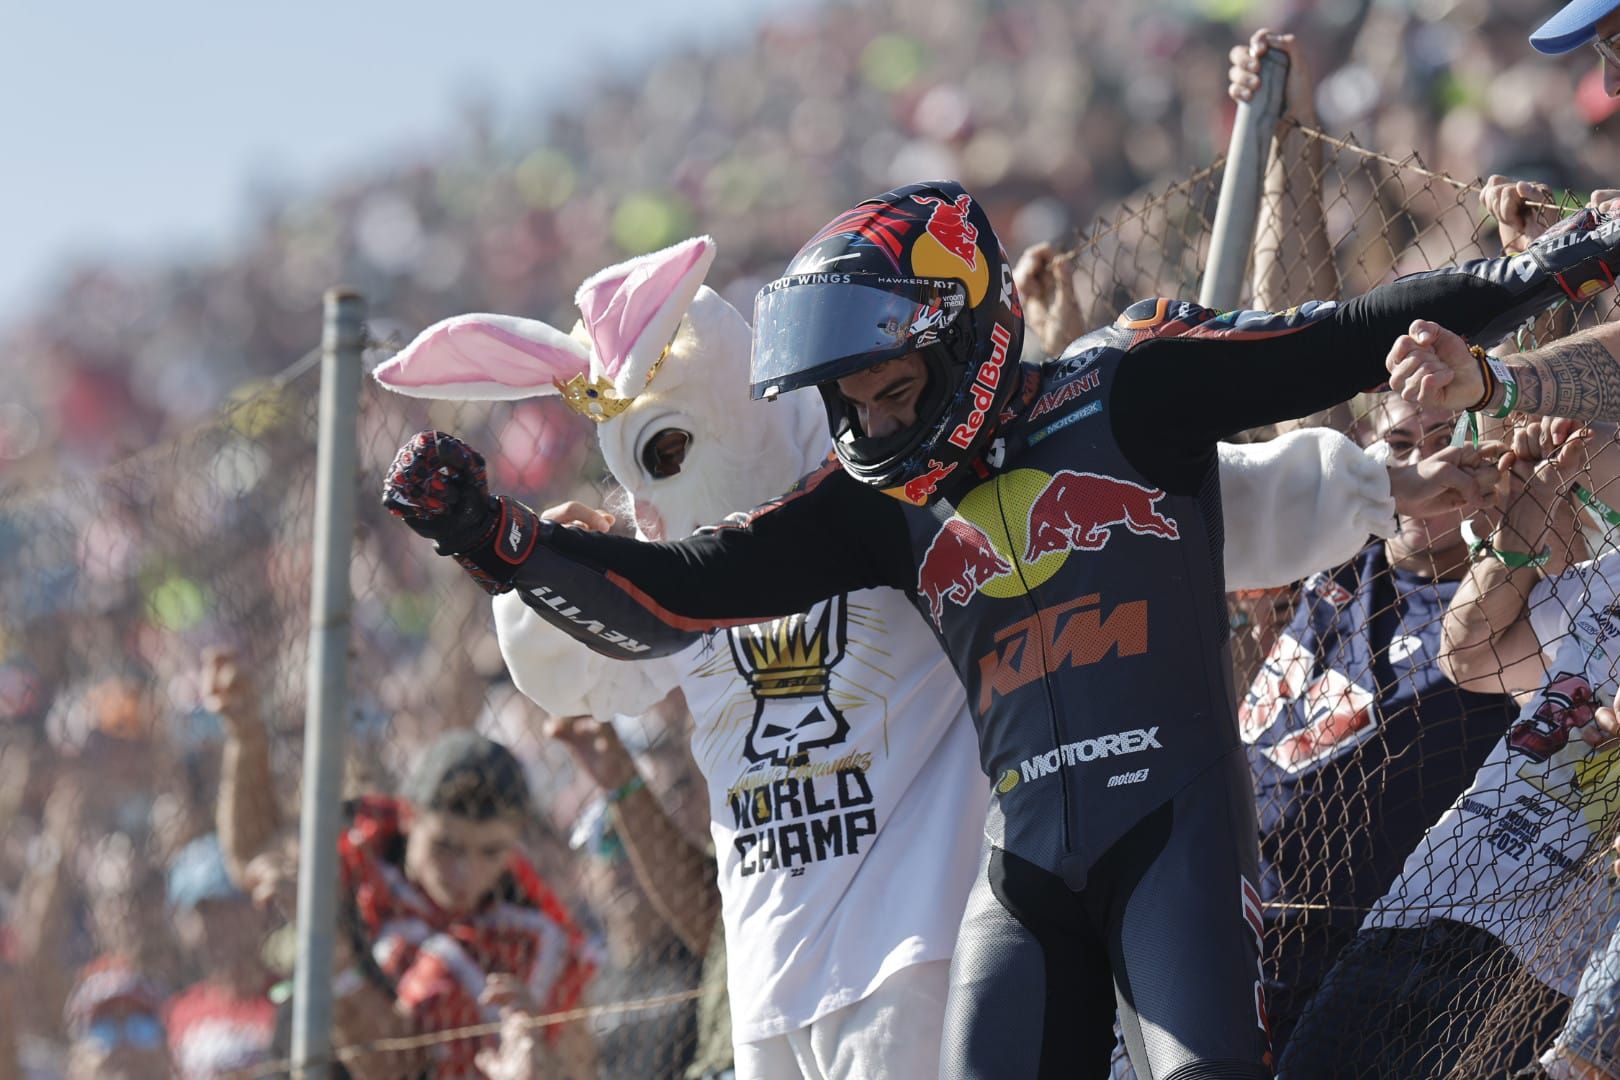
top-left (977, 593), bottom-right (1148, 711)
top-left (730, 596), bottom-right (852, 765)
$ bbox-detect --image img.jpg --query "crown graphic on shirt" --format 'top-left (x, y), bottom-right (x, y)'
top-left (737, 604), bottom-right (838, 697)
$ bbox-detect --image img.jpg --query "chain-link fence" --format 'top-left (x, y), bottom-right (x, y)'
top-left (1160, 119), bottom-right (1620, 1077)
top-left (0, 336), bottom-right (715, 1077)
top-left (8, 94), bottom-right (1620, 1080)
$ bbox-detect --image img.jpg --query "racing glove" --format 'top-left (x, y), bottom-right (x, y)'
top-left (382, 430), bottom-right (541, 595)
top-left (1421, 203), bottom-right (1620, 348)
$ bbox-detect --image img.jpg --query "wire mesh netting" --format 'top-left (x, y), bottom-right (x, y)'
top-left (0, 352), bottom-right (717, 1077)
top-left (1153, 121), bottom-right (1620, 1078)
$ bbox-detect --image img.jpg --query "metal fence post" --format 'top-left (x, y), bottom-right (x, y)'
top-left (1199, 49), bottom-right (1289, 312)
top-left (291, 288), bottom-right (366, 1079)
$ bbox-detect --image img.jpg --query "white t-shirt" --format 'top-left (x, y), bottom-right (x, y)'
top-left (494, 585), bottom-right (985, 1044)
top-left (1365, 552), bottom-right (1620, 996)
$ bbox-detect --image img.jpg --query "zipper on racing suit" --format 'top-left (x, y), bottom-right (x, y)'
top-left (990, 470), bottom-right (1078, 868)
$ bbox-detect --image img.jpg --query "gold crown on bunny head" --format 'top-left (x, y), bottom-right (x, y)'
top-left (553, 327), bottom-right (680, 423)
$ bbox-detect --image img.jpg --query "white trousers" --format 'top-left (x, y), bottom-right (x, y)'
top-left (732, 959), bottom-right (951, 1080)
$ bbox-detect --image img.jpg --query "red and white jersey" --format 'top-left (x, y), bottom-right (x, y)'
top-left (339, 797), bottom-right (594, 1077)
top-left (165, 982), bottom-right (276, 1080)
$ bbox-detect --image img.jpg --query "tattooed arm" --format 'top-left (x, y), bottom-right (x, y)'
top-left (1489, 326), bottom-right (1620, 420)
top-left (1387, 318), bottom-right (1620, 422)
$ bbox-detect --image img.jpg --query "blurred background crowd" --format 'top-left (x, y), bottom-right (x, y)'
top-left (5, 0), bottom-right (1620, 1076)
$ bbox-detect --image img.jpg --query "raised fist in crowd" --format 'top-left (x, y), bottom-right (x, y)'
top-left (1227, 27), bottom-right (1313, 119)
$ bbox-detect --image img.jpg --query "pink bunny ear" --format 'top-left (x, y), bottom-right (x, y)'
top-left (372, 314), bottom-right (590, 401)
top-left (575, 236), bottom-right (716, 398)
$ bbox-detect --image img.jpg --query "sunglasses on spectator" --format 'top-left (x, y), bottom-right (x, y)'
top-left (86, 1013), bottom-right (164, 1051)
top-left (1596, 28), bottom-right (1620, 68)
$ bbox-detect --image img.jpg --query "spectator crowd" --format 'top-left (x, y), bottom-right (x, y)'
top-left (11, 0), bottom-right (1620, 1076)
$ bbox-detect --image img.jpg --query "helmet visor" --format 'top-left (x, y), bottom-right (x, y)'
top-left (750, 276), bottom-right (967, 400)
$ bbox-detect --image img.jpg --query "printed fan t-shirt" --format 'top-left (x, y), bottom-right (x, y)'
top-left (1242, 545), bottom-right (1514, 935)
top-left (1367, 552), bottom-right (1620, 996)
top-left (676, 588), bottom-right (985, 1045)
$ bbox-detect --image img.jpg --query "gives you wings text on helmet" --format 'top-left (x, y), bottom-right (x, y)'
top-left (749, 181), bottom-right (1026, 505)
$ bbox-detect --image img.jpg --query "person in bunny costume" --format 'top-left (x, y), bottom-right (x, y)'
top-left (375, 229), bottom-right (1494, 1078)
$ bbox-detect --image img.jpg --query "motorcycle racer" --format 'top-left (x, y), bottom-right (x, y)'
top-left (384, 182), bottom-right (1620, 1078)
top-left (375, 233), bottom-right (1438, 1079)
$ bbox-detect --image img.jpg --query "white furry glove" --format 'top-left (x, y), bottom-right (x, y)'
top-left (1219, 428), bottom-right (1394, 590)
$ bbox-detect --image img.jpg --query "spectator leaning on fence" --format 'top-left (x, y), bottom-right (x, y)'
top-left (1277, 427), bottom-right (1620, 1077)
top-left (1391, 14), bottom-right (1620, 1067)
top-left (1237, 393), bottom-right (1520, 1059)
top-left (519, 703), bottom-right (732, 1080)
top-left (1421, 0), bottom-right (1620, 431)
top-left (1224, 29), bottom-right (1527, 1057)
top-left (207, 652), bottom-right (597, 1079)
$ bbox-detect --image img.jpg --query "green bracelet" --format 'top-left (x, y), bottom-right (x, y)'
top-left (605, 775), bottom-right (646, 805)
top-left (1575, 483), bottom-right (1620, 529)
top-left (1460, 518), bottom-right (1551, 569)
top-left (1485, 358), bottom-right (1519, 419)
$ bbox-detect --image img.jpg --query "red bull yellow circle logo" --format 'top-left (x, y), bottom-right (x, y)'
top-left (910, 193), bottom-right (990, 306)
top-left (916, 468), bottom-right (1179, 628)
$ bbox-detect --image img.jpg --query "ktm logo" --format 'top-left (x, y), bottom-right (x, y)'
top-left (977, 593), bottom-right (1148, 711)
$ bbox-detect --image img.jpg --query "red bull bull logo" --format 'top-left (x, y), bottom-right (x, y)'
top-left (892, 459), bottom-right (957, 506)
top-left (917, 518), bottom-right (1014, 628)
top-left (914, 468), bottom-right (1182, 631)
top-left (1024, 471), bottom-right (1179, 561)
top-left (912, 193), bottom-right (980, 270)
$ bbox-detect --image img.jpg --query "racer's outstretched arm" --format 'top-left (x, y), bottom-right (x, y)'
top-left (383, 435), bottom-right (914, 660)
top-left (1112, 207), bottom-right (1620, 485)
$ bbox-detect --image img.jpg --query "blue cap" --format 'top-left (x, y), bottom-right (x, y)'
top-left (1531, 0), bottom-right (1620, 54)
top-left (166, 834), bottom-right (244, 911)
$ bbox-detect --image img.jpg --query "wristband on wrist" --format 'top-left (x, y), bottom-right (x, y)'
top-left (1575, 483), bottom-right (1620, 529)
top-left (1460, 517), bottom-right (1551, 569)
top-left (605, 775), bottom-right (646, 805)
top-left (1485, 358), bottom-right (1519, 419)
top-left (1466, 344), bottom-right (1498, 412)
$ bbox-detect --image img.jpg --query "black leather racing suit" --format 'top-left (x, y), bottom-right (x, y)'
top-left (465, 212), bottom-right (1620, 1080)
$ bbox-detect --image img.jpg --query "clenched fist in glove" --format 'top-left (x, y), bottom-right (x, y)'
top-left (382, 430), bottom-right (541, 594)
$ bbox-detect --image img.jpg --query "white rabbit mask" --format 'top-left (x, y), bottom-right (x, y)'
top-left (374, 236), bottom-right (828, 541)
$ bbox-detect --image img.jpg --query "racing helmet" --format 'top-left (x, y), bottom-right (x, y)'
top-left (749, 181), bottom-right (1024, 504)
